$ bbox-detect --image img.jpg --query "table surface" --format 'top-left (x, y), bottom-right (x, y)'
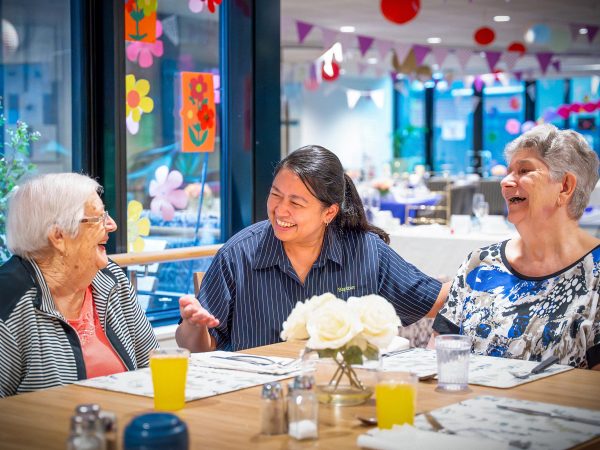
top-left (1, 341), bottom-right (599, 450)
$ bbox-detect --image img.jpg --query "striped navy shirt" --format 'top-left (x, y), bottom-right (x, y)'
top-left (199, 220), bottom-right (441, 351)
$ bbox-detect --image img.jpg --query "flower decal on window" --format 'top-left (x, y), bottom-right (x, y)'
top-left (206, 0), bottom-right (222, 13)
top-left (126, 20), bottom-right (163, 68)
top-left (180, 72), bottom-right (216, 152)
top-left (125, 0), bottom-right (157, 43)
top-left (197, 103), bottom-right (215, 130)
top-left (149, 166), bottom-right (189, 221)
top-left (126, 74), bottom-right (154, 135)
top-left (127, 200), bottom-right (150, 252)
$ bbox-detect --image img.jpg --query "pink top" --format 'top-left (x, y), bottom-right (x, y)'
top-left (67, 287), bottom-right (127, 379)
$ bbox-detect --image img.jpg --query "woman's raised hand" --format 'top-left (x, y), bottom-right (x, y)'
top-left (179, 295), bottom-right (220, 328)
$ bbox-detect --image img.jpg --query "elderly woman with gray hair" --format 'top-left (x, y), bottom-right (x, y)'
top-left (0, 173), bottom-right (158, 397)
top-left (433, 124), bottom-right (600, 369)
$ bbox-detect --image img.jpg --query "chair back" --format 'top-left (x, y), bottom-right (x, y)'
top-left (193, 272), bottom-right (205, 296)
top-left (406, 180), bottom-right (452, 225)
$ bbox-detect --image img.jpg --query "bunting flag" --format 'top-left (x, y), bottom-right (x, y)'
top-left (338, 33), bottom-right (356, 52)
top-left (570, 23), bottom-right (600, 43)
top-left (161, 15), bottom-right (179, 46)
top-left (513, 71), bottom-right (523, 81)
top-left (502, 51), bottom-right (520, 72)
top-left (536, 52), bottom-right (554, 74)
top-left (296, 21), bottom-right (314, 43)
top-left (320, 27), bottom-right (338, 50)
top-left (431, 47), bottom-right (449, 66)
top-left (376, 40), bottom-right (394, 59)
top-left (454, 49), bottom-right (473, 70)
top-left (394, 43), bottom-right (412, 65)
top-left (358, 35), bottom-right (375, 56)
top-left (412, 44), bottom-right (431, 66)
top-left (346, 88), bottom-right (385, 109)
top-left (484, 51), bottom-right (502, 72)
top-left (551, 60), bottom-right (561, 72)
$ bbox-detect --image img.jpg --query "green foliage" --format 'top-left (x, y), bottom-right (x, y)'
top-left (392, 124), bottom-right (425, 160)
top-left (0, 114), bottom-right (40, 261)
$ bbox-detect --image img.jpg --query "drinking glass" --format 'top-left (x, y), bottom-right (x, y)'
top-left (150, 348), bottom-right (190, 411)
top-left (375, 371), bottom-right (417, 429)
top-left (474, 201), bottom-right (489, 221)
top-left (435, 335), bottom-right (471, 392)
top-left (472, 193), bottom-right (485, 212)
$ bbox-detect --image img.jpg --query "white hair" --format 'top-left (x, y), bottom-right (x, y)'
top-left (6, 173), bottom-right (102, 258)
top-left (504, 124), bottom-right (599, 220)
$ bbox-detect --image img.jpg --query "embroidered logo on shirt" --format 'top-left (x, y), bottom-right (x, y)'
top-left (337, 285), bottom-right (356, 293)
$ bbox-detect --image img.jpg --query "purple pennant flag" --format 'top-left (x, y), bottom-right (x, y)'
top-left (376, 40), bottom-right (393, 59)
top-left (536, 52), bottom-right (554, 74)
top-left (412, 44), bottom-right (431, 66)
top-left (485, 51), bottom-right (502, 72)
top-left (431, 47), bottom-right (449, 66)
top-left (296, 21), bottom-right (314, 44)
top-left (320, 27), bottom-right (338, 49)
top-left (513, 71), bottom-right (523, 81)
top-left (394, 43), bottom-right (412, 65)
top-left (357, 35), bottom-right (374, 56)
top-left (587, 25), bottom-right (599, 44)
top-left (454, 49), bottom-right (473, 70)
top-left (551, 60), bottom-right (561, 72)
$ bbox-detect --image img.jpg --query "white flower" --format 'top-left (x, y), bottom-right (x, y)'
top-left (304, 292), bottom-right (337, 312)
top-left (306, 299), bottom-right (363, 350)
top-left (348, 295), bottom-right (400, 349)
top-left (280, 301), bottom-right (310, 341)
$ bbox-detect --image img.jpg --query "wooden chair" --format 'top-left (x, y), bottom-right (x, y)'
top-left (405, 182), bottom-right (452, 225)
top-left (193, 272), bottom-right (205, 296)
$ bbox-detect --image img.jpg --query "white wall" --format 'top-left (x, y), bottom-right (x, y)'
top-left (286, 75), bottom-right (394, 175)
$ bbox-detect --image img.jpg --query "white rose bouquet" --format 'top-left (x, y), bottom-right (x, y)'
top-left (281, 293), bottom-right (401, 396)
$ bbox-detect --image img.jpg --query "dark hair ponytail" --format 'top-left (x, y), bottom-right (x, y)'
top-left (275, 145), bottom-right (390, 244)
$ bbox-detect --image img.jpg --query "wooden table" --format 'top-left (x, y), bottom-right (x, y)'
top-left (1, 341), bottom-right (599, 449)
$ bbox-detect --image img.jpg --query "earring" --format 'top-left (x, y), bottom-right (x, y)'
top-left (324, 220), bottom-right (330, 227)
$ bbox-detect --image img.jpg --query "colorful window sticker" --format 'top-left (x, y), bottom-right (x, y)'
top-left (125, 0), bottom-right (158, 43)
top-left (180, 72), bottom-right (216, 153)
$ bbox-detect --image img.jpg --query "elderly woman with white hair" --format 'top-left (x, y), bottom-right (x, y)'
top-left (433, 125), bottom-right (600, 370)
top-left (0, 173), bottom-right (158, 397)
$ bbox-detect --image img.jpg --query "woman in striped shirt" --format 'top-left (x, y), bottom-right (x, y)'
top-left (0, 173), bottom-right (158, 397)
top-left (176, 146), bottom-right (449, 352)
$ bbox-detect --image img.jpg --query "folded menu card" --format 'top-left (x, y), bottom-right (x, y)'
top-left (381, 348), bottom-right (573, 388)
top-left (76, 352), bottom-right (300, 401)
top-left (411, 396), bottom-right (600, 450)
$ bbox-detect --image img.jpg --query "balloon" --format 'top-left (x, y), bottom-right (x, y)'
top-left (525, 24), bottom-right (550, 45)
top-left (505, 118), bottom-right (521, 135)
top-left (380, 0), bottom-right (421, 25)
top-left (507, 41), bottom-right (526, 55)
top-left (521, 121), bottom-right (535, 133)
top-left (569, 103), bottom-right (582, 113)
top-left (583, 102), bottom-right (597, 113)
top-left (556, 106), bottom-right (570, 119)
top-left (474, 27), bottom-right (495, 45)
top-left (548, 25), bottom-right (571, 52)
top-left (321, 60), bottom-right (340, 82)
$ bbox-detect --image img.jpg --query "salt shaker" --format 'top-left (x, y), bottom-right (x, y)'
top-left (287, 375), bottom-right (318, 440)
top-left (73, 404), bottom-right (106, 450)
top-left (260, 382), bottom-right (287, 435)
top-left (67, 414), bottom-right (104, 450)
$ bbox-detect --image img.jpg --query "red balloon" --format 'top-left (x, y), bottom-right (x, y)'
top-left (474, 27), bottom-right (495, 46)
top-left (322, 61), bottom-right (340, 82)
top-left (557, 106), bottom-right (570, 119)
top-left (380, 0), bottom-right (421, 25)
top-left (507, 41), bottom-right (526, 55)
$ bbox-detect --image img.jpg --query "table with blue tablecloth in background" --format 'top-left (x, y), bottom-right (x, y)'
top-left (380, 194), bottom-right (441, 224)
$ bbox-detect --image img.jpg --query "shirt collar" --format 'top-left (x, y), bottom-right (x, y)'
top-left (252, 223), bottom-right (343, 270)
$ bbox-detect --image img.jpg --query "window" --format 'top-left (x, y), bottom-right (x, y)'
top-left (569, 77), bottom-right (599, 153)
top-left (124, 1), bottom-right (222, 325)
top-left (536, 79), bottom-right (565, 127)
top-left (433, 81), bottom-right (474, 175)
top-left (395, 79), bottom-right (426, 171)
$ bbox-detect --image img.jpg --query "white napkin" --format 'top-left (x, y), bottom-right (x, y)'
top-left (190, 351), bottom-right (301, 375)
top-left (381, 336), bottom-right (410, 355)
top-left (357, 424), bottom-right (508, 450)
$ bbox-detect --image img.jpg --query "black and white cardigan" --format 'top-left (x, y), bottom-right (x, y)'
top-left (0, 256), bottom-right (159, 397)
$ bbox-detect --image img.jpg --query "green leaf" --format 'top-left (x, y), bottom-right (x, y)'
top-left (316, 348), bottom-right (337, 359)
top-left (198, 130), bottom-right (208, 146)
top-left (202, 98), bottom-right (208, 105)
top-left (342, 345), bottom-right (363, 366)
top-left (193, 123), bottom-right (201, 132)
top-left (188, 125), bottom-right (201, 146)
top-left (363, 343), bottom-right (379, 361)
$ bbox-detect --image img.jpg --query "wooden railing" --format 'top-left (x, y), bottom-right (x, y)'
top-left (109, 244), bottom-right (222, 267)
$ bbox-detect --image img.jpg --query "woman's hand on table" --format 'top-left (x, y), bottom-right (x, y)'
top-left (179, 295), bottom-right (220, 328)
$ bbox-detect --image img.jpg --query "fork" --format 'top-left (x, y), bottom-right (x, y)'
top-left (509, 355), bottom-right (559, 379)
top-left (210, 354), bottom-right (299, 367)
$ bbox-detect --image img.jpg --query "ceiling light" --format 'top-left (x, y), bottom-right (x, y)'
top-left (427, 37), bottom-right (442, 44)
top-left (493, 16), bottom-right (510, 22)
top-left (367, 57), bottom-right (378, 64)
top-left (579, 27), bottom-right (588, 35)
top-left (340, 26), bottom-right (355, 33)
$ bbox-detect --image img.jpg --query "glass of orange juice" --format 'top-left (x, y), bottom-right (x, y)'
top-left (149, 348), bottom-right (190, 411)
top-left (375, 371), bottom-right (417, 429)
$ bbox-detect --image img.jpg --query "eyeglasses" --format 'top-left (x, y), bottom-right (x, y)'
top-left (80, 211), bottom-right (110, 227)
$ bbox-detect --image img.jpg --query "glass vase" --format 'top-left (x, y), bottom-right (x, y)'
top-left (301, 346), bottom-right (380, 407)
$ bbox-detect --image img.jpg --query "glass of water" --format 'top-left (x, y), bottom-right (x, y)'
top-left (435, 335), bottom-right (471, 392)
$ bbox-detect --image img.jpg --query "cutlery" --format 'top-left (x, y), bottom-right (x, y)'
top-left (356, 416), bottom-right (378, 426)
top-left (210, 354), bottom-right (299, 368)
top-left (496, 405), bottom-right (600, 427)
top-left (509, 355), bottom-right (559, 379)
top-left (382, 348), bottom-right (413, 358)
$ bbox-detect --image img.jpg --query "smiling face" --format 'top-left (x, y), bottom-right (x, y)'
top-left (267, 168), bottom-right (338, 247)
top-left (501, 147), bottom-right (563, 225)
top-left (62, 192), bottom-right (118, 277)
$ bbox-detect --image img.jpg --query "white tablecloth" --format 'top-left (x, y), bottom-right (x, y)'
top-left (388, 224), bottom-right (514, 279)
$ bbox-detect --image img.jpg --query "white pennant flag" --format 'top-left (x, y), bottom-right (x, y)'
top-left (376, 40), bottom-right (394, 59)
top-left (370, 89), bottom-right (385, 108)
top-left (454, 49), bottom-right (473, 70)
top-left (161, 15), bottom-right (179, 46)
top-left (394, 43), bottom-right (412, 65)
top-left (346, 89), bottom-right (362, 108)
top-left (431, 47), bottom-right (449, 66)
top-left (320, 27), bottom-right (338, 50)
top-left (502, 52), bottom-right (521, 72)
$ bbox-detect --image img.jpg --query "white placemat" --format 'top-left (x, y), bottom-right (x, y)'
top-left (76, 352), bottom-right (300, 401)
top-left (414, 396), bottom-right (600, 450)
top-left (381, 348), bottom-right (573, 388)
